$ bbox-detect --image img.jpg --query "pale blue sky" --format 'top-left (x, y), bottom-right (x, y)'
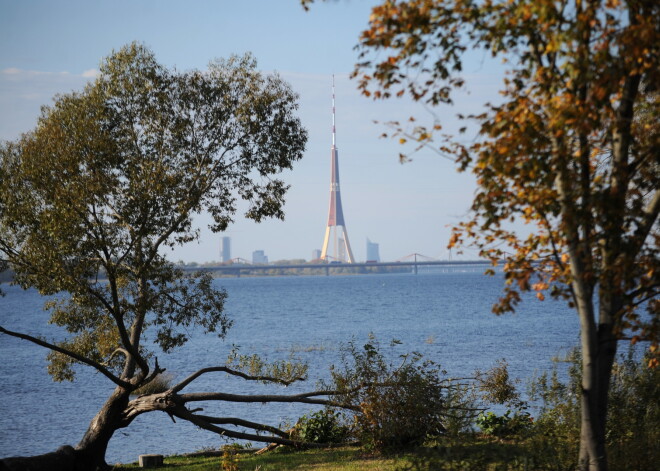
top-left (0, 0), bottom-right (503, 262)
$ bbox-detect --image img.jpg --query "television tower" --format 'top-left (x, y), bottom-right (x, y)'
top-left (321, 76), bottom-right (355, 263)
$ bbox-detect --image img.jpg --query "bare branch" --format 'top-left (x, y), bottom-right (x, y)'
top-left (191, 415), bottom-right (291, 438)
top-left (102, 347), bottom-right (130, 366)
top-left (173, 407), bottom-right (325, 448)
top-left (171, 366), bottom-right (305, 393)
top-left (179, 390), bottom-right (358, 411)
top-left (0, 325), bottom-right (131, 389)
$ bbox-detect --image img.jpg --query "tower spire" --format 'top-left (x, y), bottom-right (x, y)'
top-left (332, 74), bottom-right (336, 147)
top-left (321, 76), bottom-right (355, 263)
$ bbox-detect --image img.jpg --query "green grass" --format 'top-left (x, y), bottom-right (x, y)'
top-left (113, 447), bottom-right (411, 471)
top-left (111, 438), bottom-right (552, 471)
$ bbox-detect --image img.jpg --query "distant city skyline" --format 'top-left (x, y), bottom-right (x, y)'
top-left (1, 0), bottom-right (506, 263)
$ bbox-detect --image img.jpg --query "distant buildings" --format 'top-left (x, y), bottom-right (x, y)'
top-left (220, 236), bottom-right (231, 263)
top-left (311, 249), bottom-right (322, 260)
top-left (252, 250), bottom-right (268, 264)
top-left (366, 238), bottom-right (380, 262)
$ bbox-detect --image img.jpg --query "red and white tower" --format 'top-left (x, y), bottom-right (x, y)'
top-left (321, 76), bottom-right (355, 263)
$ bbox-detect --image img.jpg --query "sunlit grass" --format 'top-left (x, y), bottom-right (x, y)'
top-left (113, 447), bottom-right (411, 471)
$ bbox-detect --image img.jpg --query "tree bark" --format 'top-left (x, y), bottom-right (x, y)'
top-left (74, 386), bottom-right (133, 471)
top-left (0, 388), bottom-right (133, 471)
top-left (0, 446), bottom-right (81, 471)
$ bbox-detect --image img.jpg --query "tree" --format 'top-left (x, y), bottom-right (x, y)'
top-left (0, 43), bottom-right (339, 470)
top-left (303, 0), bottom-right (659, 470)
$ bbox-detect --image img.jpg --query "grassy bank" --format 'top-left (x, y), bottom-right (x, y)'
top-left (114, 446), bottom-right (410, 471)
top-left (112, 438), bottom-right (549, 471)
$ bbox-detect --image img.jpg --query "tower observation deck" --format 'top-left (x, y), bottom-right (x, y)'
top-left (320, 76), bottom-right (355, 263)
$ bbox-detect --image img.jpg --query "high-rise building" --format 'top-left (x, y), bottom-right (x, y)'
top-left (220, 236), bottom-right (231, 263)
top-left (252, 250), bottom-right (268, 264)
top-left (366, 238), bottom-right (380, 262)
top-left (312, 249), bottom-right (322, 261)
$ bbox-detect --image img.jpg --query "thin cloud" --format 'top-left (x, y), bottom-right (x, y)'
top-left (82, 69), bottom-right (99, 78)
top-left (1, 67), bottom-right (94, 79)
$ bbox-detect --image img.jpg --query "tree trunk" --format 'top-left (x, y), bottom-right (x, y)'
top-left (576, 294), bottom-right (605, 471)
top-left (578, 307), bottom-right (618, 471)
top-left (74, 386), bottom-right (132, 471)
top-left (0, 387), bottom-right (131, 471)
top-left (0, 446), bottom-right (81, 471)
top-left (579, 347), bottom-right (608, 471)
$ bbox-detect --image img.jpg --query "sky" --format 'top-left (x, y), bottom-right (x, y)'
top-left (0, 0), bottom-right (505, 263)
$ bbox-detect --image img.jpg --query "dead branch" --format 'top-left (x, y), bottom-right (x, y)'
top-left (171, 365), bottom-right (305, 393)
top-left (191, 415), bottom-right (291, 438)
top-left (179, 390), bottom-right (359, 411)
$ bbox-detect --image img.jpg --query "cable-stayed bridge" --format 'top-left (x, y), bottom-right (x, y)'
top-left (183, 254), bottom-right (491, 277)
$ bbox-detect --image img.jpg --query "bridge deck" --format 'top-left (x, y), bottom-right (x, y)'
top-left (184, 260), bottom-right (492, 275)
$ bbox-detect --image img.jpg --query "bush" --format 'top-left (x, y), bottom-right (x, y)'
top-left (328, 336), bottom-right (477, 451)
top-left (476, 410), bottom-right (532, 438)
top-left (528, 348), bottom-right (660, 471)
top-left (294, 409), bottom-right (349, 444)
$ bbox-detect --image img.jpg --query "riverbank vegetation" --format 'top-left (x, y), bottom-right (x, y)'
top-left (115, 346), bottom-right (658, 471)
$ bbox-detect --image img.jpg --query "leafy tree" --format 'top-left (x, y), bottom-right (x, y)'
top-left (303, 0), bottom-right (659, 470)
top-left (0, 43), bottom-right (349, 470)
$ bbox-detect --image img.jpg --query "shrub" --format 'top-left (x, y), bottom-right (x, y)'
top-left (328, 336), bottom-right (477, 451)
top-left (220, 443), bottom-right (242, 471)
top-left (294, 409), bottom-right (349, 444)
top-left (528, 347), bottom-right (660, 471)
top-left (476, 410), bottom-right (532, 438)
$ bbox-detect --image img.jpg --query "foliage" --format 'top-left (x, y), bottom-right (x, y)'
top-left (606, 352), bottom-right (660, 469)
top-left (475, 359), bottom-right (532, 438)
top-left (220, 444), bottom-right (243, 471)
top-left (477, 359), bottom-right (524, 409)
top-left (0, 42), bottom-right (307, 385)
top-left (294, 409), bottom-right (349, 444)
top-left (528, 348), bottom-right (660, 470)
top-left (349, 0), bottom-right (660, 358)
top-left (225, 345), bottom-right (309, 385)
top-left (476, 410), bottom-right (532, 439)
top-left (328, 336), bottom-right (477, 451)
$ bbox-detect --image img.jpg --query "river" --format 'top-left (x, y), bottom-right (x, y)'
top-left (0, 271), bottom-right (579, 464)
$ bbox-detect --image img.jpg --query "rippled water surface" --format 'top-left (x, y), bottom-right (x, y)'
top-left (0, 272), bottom-right (579, 463)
